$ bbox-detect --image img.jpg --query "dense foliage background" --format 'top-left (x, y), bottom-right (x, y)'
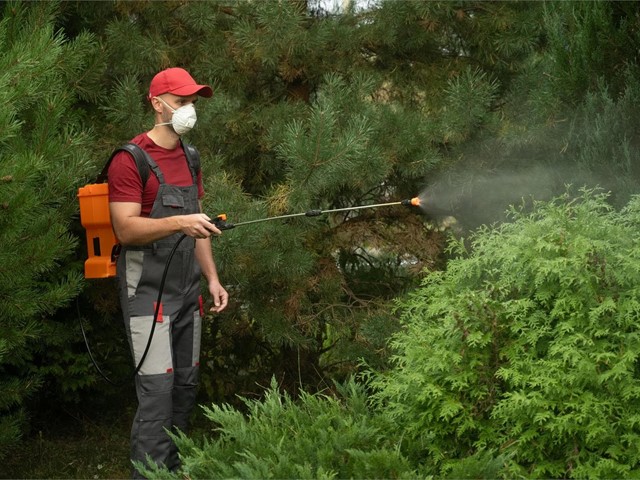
top-left (2, 0), bottom-right (640, 478)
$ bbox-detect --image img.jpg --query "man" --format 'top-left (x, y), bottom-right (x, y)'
top-left (108, 67), bottom-right (228, 477)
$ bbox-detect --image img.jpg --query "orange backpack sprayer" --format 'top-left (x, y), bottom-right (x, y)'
top-left (78, 182), bottom-right (118, 278)
top-left (78, 142), bottom-right (200, 279)
top-left (77, 144), bottom-right (148, 279)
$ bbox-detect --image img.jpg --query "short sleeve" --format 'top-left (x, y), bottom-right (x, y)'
top-left (107, 150), bottom-right (143, 203)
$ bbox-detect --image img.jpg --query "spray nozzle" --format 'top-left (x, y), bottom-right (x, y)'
top-left (401, 197), bottom-right (421, 207)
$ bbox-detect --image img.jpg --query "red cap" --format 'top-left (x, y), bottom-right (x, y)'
top-left (148, 67), bottom-right (213, 99)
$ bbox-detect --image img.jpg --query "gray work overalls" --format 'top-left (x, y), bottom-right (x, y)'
top-left (116, 152), bottom-right (202, 477)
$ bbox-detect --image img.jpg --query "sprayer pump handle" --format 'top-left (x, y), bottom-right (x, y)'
top-left (212, 214), bottom-right (235, 230)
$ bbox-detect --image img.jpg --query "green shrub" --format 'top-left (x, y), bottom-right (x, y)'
top-left (138, 378), bottom-right (416, 479)
top-left (371, 188), bottom-right (640, 478)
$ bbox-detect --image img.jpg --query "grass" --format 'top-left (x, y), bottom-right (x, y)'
top-left (2, 383), bottom-right (223, 479)
top-left (2, 391), bottom-right (134, 479)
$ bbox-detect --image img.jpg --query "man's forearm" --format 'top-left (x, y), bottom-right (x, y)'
top-left (195, 237), bottom-right (219, 282)
top-left (110, 201), bottom-right (220, 246)
top-left (115, 215), bottom-right (185, 246)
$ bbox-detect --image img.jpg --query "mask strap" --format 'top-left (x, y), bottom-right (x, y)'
top-left (154, 96), bottom-right (176, 113)
top-left (154, 96), bottom-right (175, 128)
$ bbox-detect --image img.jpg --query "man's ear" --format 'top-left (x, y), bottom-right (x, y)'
top-left (149, 96), bottom-right (164, 114)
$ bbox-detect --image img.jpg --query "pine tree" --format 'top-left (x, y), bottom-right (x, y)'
top-left (52, 0), bottom-right (547, 399)
top-left (421, 1), bottom-right (640, 229)
top-left (0, 1), bottom-right (101, 457)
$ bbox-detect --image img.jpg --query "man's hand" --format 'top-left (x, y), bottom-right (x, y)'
top-left (178, 213), bottom-right (222, 239)
top-left (208, 279), bottom-right (228, 313)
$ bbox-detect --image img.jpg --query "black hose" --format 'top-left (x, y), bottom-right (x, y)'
top-left (78, 298), bottom-right (117, 386)
top-left (132, 233), bottom-right (187, 375)
top-left (79, 233), bottom-right (187, 383)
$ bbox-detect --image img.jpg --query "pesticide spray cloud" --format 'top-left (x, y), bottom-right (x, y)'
top-left (415, 162), bottom-right (605, 232)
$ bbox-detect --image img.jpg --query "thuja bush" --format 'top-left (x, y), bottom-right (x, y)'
top-left (138, 378), bottom-right (415, 479)
top-left (371, 188), bottom-right (640, 478)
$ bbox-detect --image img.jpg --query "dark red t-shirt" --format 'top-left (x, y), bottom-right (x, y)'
top-left (107, 133), bottom-right (205, 217)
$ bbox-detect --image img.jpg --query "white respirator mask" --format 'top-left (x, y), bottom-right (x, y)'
top-left (155, 97), bottom-right (197, 135)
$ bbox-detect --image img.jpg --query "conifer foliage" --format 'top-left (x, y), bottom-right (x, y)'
top-left (0, 2), bottom-right (99, 457)
top-left (372, 189), bottom-right (640, 477)
top-left (73, 0), bottom-right (535, 397)
top-left (138, 378), bottom-right (415, 479)
top-left (7, 0), bottom-right (640, 475)
top-left (137, 189), bottom-right (640, 478)
top-left (60, 0), bottom-right (526, 397)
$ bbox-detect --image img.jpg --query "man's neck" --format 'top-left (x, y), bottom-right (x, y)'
top-left (147, 126), bottom-right (180, 150)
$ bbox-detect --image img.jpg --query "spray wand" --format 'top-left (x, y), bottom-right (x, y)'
top-left (211, 197), bottom-right (421, 230)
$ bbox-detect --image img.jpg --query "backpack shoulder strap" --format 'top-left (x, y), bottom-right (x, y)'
top-left (96, 143), bottom-right (160, 186)
top-left (181, 141), bottom-right (201, 183)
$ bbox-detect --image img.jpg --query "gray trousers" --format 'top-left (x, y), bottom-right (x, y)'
top-left (119, 245), bottom-right (203, 477)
